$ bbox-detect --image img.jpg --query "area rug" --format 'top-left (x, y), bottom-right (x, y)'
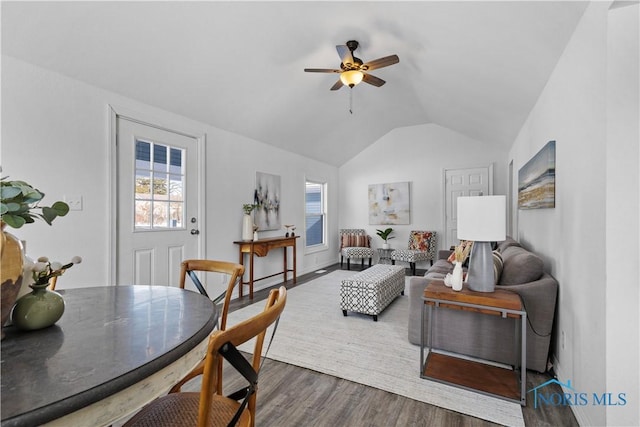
top-left (227, 270), bottom-right (524, 426)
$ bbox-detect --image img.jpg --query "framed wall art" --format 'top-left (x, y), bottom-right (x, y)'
top-left (518, 140), bottom-right (556, 209)
top-left (368, 181), bottom-right (411, 225)
top-left (253, 172), bottom-right (281, 230)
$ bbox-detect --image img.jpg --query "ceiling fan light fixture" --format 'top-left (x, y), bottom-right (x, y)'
top-left (340, 70), bottom-right (364, 88)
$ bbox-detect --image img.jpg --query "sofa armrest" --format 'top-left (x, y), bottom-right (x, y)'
top-left (438, 250), bottom-right (453, 260)
top-left (499, 273), bottom-right (558, 338)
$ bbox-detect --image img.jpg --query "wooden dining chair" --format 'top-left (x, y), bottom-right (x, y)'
top-left (123, 286), bottom-right (287, 427)
top-left (170, 260), bottom-right (245, 394)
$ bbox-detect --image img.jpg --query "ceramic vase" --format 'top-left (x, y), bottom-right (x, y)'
top-left (17, 241), bottom-right (34, 300)
top-left (11, 282), bottom-right (65, 331)
top-left (452, 261), bottom-right (464, 291)
top-left (242, 214), bottom-right (253, 241)
top-left (1, 223), bottom-right (24, 338)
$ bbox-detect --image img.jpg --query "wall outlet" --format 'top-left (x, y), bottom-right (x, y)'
top-left (561, 330), bottom-right (566, 350)
top-left (64, 195), bottom-right (83, 211)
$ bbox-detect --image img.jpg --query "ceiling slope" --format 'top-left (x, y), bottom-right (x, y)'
top-left (1, 1), bottom-right (588, 166)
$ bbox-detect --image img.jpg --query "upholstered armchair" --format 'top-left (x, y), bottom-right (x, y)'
top-left (339, 229), bottom-right (375, 270)
top-left (391, 231), bottom-right (437, 276)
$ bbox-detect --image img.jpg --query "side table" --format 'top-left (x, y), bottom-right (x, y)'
top-left (421, 280), bottom-right (527, 406)
top-left (377, 248), bottom-right (394, 264)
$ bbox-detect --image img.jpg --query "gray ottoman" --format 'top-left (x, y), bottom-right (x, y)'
top-left (340, 264), bottom-right (405, 321)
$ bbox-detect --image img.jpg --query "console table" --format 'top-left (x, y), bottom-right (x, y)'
top-left (421, 280), bottom-right (527, 406)
top-left (233, 236), bottom-right (298, 299)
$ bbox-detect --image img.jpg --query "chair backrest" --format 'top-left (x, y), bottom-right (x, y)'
top-left (339, 229), bottom-right (370, 251)
top-left (198, 286), bottom-right (287, 427)
top-left (407, 231), bottom-right (437, 256)
top-left (180, 260), bottom-right (245, 330)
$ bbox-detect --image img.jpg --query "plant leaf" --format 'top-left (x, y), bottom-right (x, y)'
top-left (2, 214), bottom-right (26, 228)
top-left (0, 186), bottom-right (21, 199)
top-left (41, 207), bottom-right (57, 225)
top-left (51, 201), bottom-right (70, 216)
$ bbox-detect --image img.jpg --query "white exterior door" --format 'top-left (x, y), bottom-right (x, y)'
top-left (443, 166), bottom-right (492, 249)
top-left (116, 117), bottom-right (201, 286)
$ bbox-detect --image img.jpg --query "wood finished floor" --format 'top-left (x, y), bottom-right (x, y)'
top-left (216, 264), bottom-right (579, 426)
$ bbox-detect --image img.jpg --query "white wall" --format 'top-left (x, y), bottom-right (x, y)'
top-left (606, 3), bottom-right (639, 426)
top-left (508, 2), bottom-right (639, 425)
top-left (1, 56), bottom-right (339, 294)
top-left (338, 122), bottom-right (507, 268)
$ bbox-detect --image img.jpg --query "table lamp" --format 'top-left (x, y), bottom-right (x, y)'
top-left (457, 195), bottom-right (506, 292)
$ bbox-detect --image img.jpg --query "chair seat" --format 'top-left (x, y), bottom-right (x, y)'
top-left (341, 247), bottom-right (375, 258)
top-left (390, 249), bottom-right (431, 262)
top-left (124, 391), bottom-right (251, 427)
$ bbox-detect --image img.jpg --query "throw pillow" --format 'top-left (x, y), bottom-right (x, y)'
top-left (341, 233), bottom-right (370, 249)
top-left (492, 250), bottom-right (504, 285)
top-left (409, 231), bottom-right (433, 251)
top-left (499, 246), bottom-right (544, 285)
top-left (354, 234), bottom-right (370, 248)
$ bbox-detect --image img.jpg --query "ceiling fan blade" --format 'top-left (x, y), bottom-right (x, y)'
top-left (362, 55), bottom-right (399, 71)
top-left (304, 68), bottom-right (341, 73)
top-left (330, 79), bottom-right (344, 91)
top-left (336, 45), bottom-right (354, 67)
top-left (362, 73), bottom-right (386, 87)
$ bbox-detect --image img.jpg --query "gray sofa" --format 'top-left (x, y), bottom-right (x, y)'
top-left (408, 237), bottom-right (558, 373)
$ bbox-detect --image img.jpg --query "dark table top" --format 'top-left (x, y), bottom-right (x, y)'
top-left (1, 285), bottom-right (217, 427)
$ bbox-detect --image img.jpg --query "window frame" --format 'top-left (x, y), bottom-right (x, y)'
top-left (304, 178), bottom-right (328, 253)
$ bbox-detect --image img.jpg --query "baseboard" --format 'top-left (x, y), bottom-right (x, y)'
top-left (552, 355), bottom-right (595, 426)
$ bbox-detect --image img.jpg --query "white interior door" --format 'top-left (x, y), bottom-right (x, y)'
top-left (443, 166), bottom-right (491, 249)
top-left (117, 118), bottom-right (201, 286)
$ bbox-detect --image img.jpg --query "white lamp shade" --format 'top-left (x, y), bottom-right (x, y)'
top-left (457, 195), bottom-right (506, 242)
top-left (340, 70), bottom-right (364, 87)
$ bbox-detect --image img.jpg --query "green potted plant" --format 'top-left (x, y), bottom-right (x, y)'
top-left (1, 177), bottom-right (69, 229)
top-left (376, 228), bottom-right (395, 249)
top-left (1, 177), bottom-right (70, 336)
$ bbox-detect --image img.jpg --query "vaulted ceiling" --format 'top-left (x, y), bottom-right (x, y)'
top-left (1, 1), bottom-right (588, 166)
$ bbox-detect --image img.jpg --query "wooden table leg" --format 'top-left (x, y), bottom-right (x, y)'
top-left (238, 249), bottom-right (245, 298)
top-left (249, 250), bottom-right (254, 299)
top-left (293, 239), bottom-right (297, 284)
top-left (283, 247), bottom-right (288, 283)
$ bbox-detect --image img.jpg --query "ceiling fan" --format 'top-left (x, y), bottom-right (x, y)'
top-left (304, 40), bottom-right (399, 91)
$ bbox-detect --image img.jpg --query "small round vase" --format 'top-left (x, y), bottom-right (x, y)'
top-left (11, 282), bottom-right (65, 331)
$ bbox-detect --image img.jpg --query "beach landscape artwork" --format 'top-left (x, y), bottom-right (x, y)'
top-left (253, 172), bottom-right (281, 230)
top-left (518, 141), bottom-right (556, 209)
top-left (368, 182), bottom-right (411, 225)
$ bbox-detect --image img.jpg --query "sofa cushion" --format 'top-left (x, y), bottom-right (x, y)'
top-left (496, 237), bottom-right (521, 253)
top-left (499, 246), bottom-right (543, 285)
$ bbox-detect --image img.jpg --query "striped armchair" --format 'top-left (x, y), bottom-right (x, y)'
top-left (391, 231), bottom-right (437, 276)
top-left (339, 229), bottom-right (375, 270)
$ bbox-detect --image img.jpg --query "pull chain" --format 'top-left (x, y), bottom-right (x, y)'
top-left (349, 88), bottom-right (353, 114)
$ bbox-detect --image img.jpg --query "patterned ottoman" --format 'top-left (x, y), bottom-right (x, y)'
top-left (340, 264), bottom-right (406, 321)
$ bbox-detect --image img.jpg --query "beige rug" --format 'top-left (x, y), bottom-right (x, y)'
top-left (228, 270), bottom-right (524, 426)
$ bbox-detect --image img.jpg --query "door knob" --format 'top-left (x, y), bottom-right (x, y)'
top-left (190, 229), bottom-right (200, 235)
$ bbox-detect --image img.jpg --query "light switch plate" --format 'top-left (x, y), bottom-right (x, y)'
top-left (64, 195), bottom-right (83, 211)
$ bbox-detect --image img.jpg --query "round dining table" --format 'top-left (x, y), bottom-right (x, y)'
top-left (0, 285), bottom-right (218, 427)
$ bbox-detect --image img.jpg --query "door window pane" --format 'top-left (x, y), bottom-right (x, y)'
top-left (135, 140), bottom-right (185, 230)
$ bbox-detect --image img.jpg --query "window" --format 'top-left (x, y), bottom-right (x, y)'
top-left (305, 180), bottom-right (326, 248)
top-left (134, 140), bottom-right (185, 230)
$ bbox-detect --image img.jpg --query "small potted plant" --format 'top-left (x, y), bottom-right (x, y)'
top-left (376, 228), bottom-right (395, 249)
top-left (1, 177), bottom-right (70, 229)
